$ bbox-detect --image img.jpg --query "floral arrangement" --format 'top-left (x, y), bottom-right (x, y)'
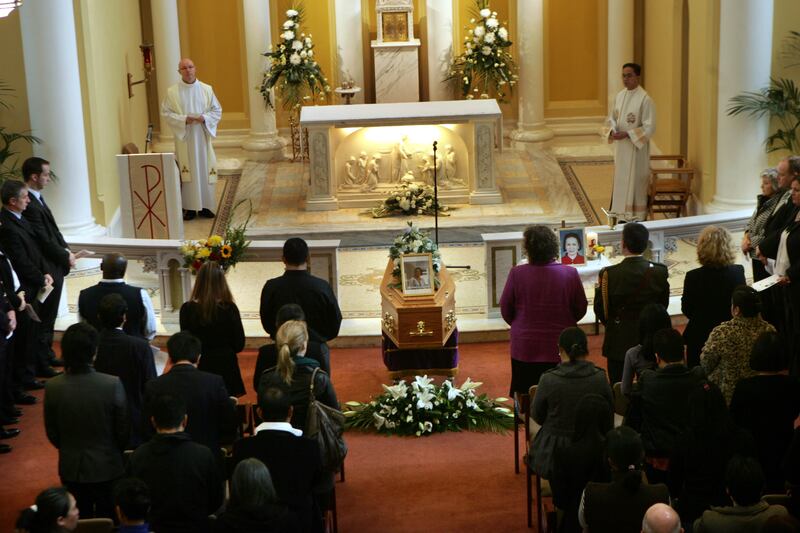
top-left (344, 375), bottom-right (514, 436)
top-left (180, 207), bottom-right (251, 273)
top-left (260, 5), bottom-right (331, 111)
top-left (388, 222), bottom-right (442, 281)
top-left (371, 173), bottom-right (449, 218)
top-left (446, 0), bottom-right (518, 102)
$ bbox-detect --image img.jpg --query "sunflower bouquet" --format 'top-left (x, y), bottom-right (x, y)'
top-left (180, 220), bottom-right (250, 274)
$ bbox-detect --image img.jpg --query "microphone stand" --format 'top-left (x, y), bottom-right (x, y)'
top-left (432, 140), bottom-right (439, 246)
top-left (144, 123), bottom-right (153, 154)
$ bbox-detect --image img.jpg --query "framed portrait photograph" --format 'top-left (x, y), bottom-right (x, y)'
top-left (558, 228), bottom-right (586, 265)
top-left (400, 253), bottom-right (435, 296)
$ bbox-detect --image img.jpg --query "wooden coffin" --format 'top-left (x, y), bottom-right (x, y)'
top-left (379, 259), bottom-right (457, 350)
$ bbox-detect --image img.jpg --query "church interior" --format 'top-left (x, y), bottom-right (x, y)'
top-left (1, 0), bottom-right (800, 531)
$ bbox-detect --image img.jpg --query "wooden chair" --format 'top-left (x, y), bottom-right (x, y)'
top-left (525, 385), bottom-right (555, 531)
top-left (647, 154), bottom-right (695, 219)
top-left (236, 401), bottom-right (255, 438)
top-left (513, 391), bottom-right (531, 474)
top-left (324, 486), bottom-right (339, 533)
top-left (74, 518), bottom-right (114, 533)
top-left (612, 382), bottom-right (629, 427)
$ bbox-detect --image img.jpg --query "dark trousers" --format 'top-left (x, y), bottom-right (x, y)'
top-left (12, 308), bottom-right (38, 388)
top-left (606, 358), bottom-right (624, 385)
top-left (64, 479), bottom-right (117, 520)
top-left (0, 336), bottom-right (13, 416)
top-left (34, 274), bottom-right (63, 371)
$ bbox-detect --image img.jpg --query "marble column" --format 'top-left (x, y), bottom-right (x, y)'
top-left (426, 0), bottom-right (454, 101)
top-left (607, 0), bottom-right (634, 109)
top-left (510, 0), bottom-right (553, 144)
top-left (334, 0), bottom-right (365, 104)
top-left (708, 0), bottom-right (772, 212)
top-left (242, 0), bottom-right (283, 160)
top-left (19, 1), bottom-right (104, 237)
top-left (151, 0), bottom-right (181, 143)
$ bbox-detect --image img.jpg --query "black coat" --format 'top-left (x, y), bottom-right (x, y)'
top-left (550, 436), bottom-right (610, 533)
top-left (758, 195), bottom-right (798, 259)
top-left (44, 368), bottom-right (129, 483)
top-left (681, 264), bottom-right (746, 365)
top-left (253, 340), bottom-right (327, 391)
top-left (143, 365), bottom-right (236, 453)
top-left (130, 432), bottom-right (224, 533)
top-left (180, 301), bottom-right (246, 397)
top-left (594, 256), bottom-right (669, 361)
top-left (78, 281), bottom-right (149, 340)
top-left (259, 271), bottom-right (342, 344)
top-left (633, 364), bottom-right (707, 456)
top-left (22, 193), bottom-right (70, 276)
top-left (232, 429), bottom-right (325, 532)
top-left (212, 503), bottom-right (301, 533)
top-left (0, 208), bottom-right (47, 295)
top-left (582, 474), bottom-right (670, 533)
top-left (94, 328), bottom-right (157, 447)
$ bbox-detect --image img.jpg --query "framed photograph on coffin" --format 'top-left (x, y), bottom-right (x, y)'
top-left (401, 253), bottom-right (434, 296)
top-left (558, 228), bottom-right (587, 266)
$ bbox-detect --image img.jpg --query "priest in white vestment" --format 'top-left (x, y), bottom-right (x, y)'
top-left (160, 58), bottom-right (222, 221)
top-left (603, 63), bottom-right (656, 220)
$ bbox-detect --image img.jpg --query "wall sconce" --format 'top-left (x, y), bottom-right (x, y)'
top-left (0, 1), bottom-right (22, 19)
top-left (127, 43), bottom-right (155, 98)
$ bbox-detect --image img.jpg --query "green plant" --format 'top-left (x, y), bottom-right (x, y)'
top-left (0, 80), bottom-right (41, 182)
top-left (727, 31), bottom-right (800, 154)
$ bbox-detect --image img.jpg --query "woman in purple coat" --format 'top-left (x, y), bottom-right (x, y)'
top-left (500, 225), bottom-right (588, 395)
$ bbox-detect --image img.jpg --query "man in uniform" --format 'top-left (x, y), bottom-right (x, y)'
top-left (594, 222), bottom-right (669, 383)
top-left (160, 58), bottom-right (222, 221)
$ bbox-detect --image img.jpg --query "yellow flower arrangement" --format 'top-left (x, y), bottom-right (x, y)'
top-left (179, 201), bottom-right (252, 274)
top-left (221, 244), bottom-right (233, 259)
top-left (207, 235), bottom-right (223, 247)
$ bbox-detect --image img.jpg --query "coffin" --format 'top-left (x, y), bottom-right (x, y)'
top-left (379, 259), bottom-right (457, 350)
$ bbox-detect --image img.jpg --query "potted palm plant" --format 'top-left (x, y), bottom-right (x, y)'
top-left (0, 80), bottom-right (41, 183)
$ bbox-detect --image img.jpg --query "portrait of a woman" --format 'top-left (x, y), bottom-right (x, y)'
top-left (561, 232), bottom-right (586, 265)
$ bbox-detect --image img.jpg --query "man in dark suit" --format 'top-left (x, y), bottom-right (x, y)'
top-left (0, 179), bottom-right (54, 391)
top-left (21, 157), bottom-right (74, 373)
top-left (143, 332), bottom-right (235, 454)
top-left (633, 328), bottom-right (706, 460)
top-left (130, 393), bottom-right (224, 533)
top-left (44, 322), bottom-right (129, 519)
top-left (233, 384), bottom-right (327, 532)
top-left (260, 238), bottom-right (342, 367)
top-left (0, 269), bottom-right (18, 453)
top-left (78, 253), bottom-right (157, 341)
top-left (93, 293), bottom-right (156, 447)
top-left (595, 222), bottom-right (669, 383)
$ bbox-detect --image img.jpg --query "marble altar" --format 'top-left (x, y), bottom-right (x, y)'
top-left (299, 99), bottom-right (503, 211)
top-left (372, 0), bottom-right (420, 103)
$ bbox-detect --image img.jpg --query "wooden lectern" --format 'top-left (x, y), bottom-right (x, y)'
top-left (379, 259), bottom-right (458, 376)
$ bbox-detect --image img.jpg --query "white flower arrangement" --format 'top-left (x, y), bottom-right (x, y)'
top-left (344, 375), bottom-right (513, 436)
top-left (386, 222), bottom-right (442, 285)
top-left (371, 173), bottom-right (449, 218)
top-left (260, 5), bottom-right (331, 110)
top-left (445, 0), bottom-right (518, 102)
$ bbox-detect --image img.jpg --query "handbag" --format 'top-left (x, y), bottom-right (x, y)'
top-left (306, 367), bottom-right (348, 472)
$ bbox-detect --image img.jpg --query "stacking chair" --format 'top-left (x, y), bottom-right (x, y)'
top-left (513, 391), bottom-right (531, 474)
top-left (646, 155), bottom-right (695, 219)
top-left (612, 382), bottom-right (629, 427)
top-left (73, 518), bottom-right (114, 533)
top-left (525, 385), bottom-right (555, 531)
top-left (324, 486), bottom-right (339, 533)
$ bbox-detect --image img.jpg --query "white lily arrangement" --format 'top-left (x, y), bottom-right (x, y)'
top-left (387, 222), bottom-right (442, 282)
top-left (445, 0), bottom-right (518, 102)
top-left (371, 173), bottom-right (449, 218)
top-left (260, 4), bottom-right (331, 111)
top-left (344, 375), bottom-right (513, 436)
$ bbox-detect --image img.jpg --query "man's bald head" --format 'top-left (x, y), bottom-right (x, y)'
top-left (101, 253), bottom-right (128, 280)
top-left (642, 503), bottom-right (682, 533)
top-left (178, 58), bottom-right (197, 84)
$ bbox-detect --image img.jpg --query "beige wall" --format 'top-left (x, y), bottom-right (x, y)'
top-left (544, 0), bottom-right (607, 118)
top-left (643, 0), bottom-right (684, 155)
top-left (76, 0), bottom-right (150, 225)
top-left (0, 10), bottom-right (33, 173)
top-left (769, 0), bottom-right (800, 164)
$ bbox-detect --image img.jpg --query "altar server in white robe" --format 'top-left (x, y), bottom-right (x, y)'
top-left (603, 63), bottom-right (656, 220)
top-left (161, 58), bottom-right (222, 221)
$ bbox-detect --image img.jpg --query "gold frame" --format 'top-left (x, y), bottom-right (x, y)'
top-left (400, 253), bottom-right (435, 296)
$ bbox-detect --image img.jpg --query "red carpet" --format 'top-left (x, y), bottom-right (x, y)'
top-left (0, 338), bottom-right (608, 532)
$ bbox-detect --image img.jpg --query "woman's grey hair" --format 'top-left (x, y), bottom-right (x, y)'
top-left (760, 167), bottom-right (779, 191)
top-left (230, 458), bottom-right (278, 509)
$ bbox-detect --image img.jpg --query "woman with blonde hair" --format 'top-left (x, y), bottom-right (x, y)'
top-left (682, 225), bottom-right (745, 368)
top-left (257, 320), bottom-right (338, 430)
top-left (180, 261), bottom-right (246, 396)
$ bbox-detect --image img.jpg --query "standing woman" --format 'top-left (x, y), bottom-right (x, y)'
top-left (682, 226), bottom-right (746, 368)
top-left (773, 175), bottom-right (800, 374)
top-left (500, 226), bottom-right (588, 398)
top-left (180, 261), bottom-right (246, 397)
top-left (742, 168), bottom-right (781, 283)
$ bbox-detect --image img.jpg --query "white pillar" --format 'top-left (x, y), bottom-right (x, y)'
top-left (708, 0), bottom-right (773, 212)
top-left (426, 0), bottom-right (454, 101)
top-left (151, 0), bottom-right (181, 143)
top-left (243, 0), bottom-right (284, 160)
top-left (19, 1), bottom-right (104, 237)
top-left (334, 0), bottom-right (366, 104)
top-left (607, 0), bottom-right (634, 109)
top-left (510, 0), bottom-right (553, 143)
